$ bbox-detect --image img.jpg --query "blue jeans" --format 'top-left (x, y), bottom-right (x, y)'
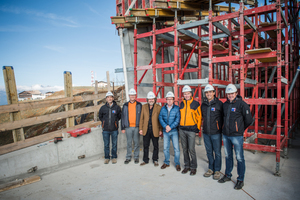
top-left (102, 131), bottom-right (118, 159)
top-left (203, 133), bottom-right (222, 172)
top-left (223, 135), bottom-right (245, 181)
top-left (163, 131), bottom-right (180, 166)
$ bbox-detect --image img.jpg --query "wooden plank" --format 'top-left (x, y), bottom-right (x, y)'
top-left (94, 80), bottom-right (98, 122)
top-left (0, 176), bottom-right (41, 192)
top-left (0, 93), bottom-right (106, 114)
top-left (3, 66), bottom-right (25, 142)
top-left (234, 24), bottom-right (251, 31)
top-left (0, 121), bottom-right (102, 155)
top-left (0, 105), bottom-right (102, 131)
top-left (64, 72), bottom-right (74, 128)
top-left (258, 57), bottom-right (277, 63)
top-left (125, 16), bottom-right (153, 23)
top-left (110, 16), bottom-right (125, 24)
top-left (198, 46), bottom-right (209, 52)
top-left (213, 44), bottom-right (226, 51)
top-left (245, 48), bottom-right (272, 54)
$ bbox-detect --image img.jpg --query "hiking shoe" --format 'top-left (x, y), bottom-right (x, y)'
top-left (213, 171), bottom-right (221, 180)
top-left (104, 159), bottom-right (110, 164)
top-left (203, 169), bottom-right (214, 177)
top-left (161, 163), bottom-right (170, 169)
top-left (112, 158), bottom-right (117, 164)
top-left (134, 159), bottom-right (139, 164)
top-left (181, 168), bottom-right (190, 174)
top-left (218, 175), bottom-right (231, 183)
top-left (124, 159), bottom-right (131, 164)
top-left (140, 162), bottom-right (148, 166)
top-left (234, 180), bottom-right (244, 190)
top-left (154, 161), bottom-right (159, 167)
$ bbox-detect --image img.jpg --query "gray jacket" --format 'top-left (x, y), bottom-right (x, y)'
top-left (121, 101), bottom-right (142, 130)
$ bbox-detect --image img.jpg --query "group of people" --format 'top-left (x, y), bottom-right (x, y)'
top-left (98, 83), bottom-right (253, 190)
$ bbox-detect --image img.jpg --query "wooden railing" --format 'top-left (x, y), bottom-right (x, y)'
top-left (0, 67), bottom-right (105, 155)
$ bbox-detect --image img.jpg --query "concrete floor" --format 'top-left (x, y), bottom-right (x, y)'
top-left (1, 130), bottom-right (300, 200)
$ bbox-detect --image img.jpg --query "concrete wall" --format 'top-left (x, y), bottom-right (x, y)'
top-left (0, 126), bottom-right (138, 181)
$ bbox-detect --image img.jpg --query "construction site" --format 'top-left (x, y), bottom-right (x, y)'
top-left (1, 0), bottom-right (300, 199)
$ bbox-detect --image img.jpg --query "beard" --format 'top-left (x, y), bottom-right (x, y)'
top-left (148, 102), bottom-right (154, 106)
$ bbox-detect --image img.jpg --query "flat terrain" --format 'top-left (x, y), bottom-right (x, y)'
top-left (1, 130), bottom-right (299, 200)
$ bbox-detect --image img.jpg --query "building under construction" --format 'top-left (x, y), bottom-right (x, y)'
top-left (111, 0), bottom-right (300, 176)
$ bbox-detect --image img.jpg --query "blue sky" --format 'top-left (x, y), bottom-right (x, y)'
top-left (0, 0), bottom-right (122, 92)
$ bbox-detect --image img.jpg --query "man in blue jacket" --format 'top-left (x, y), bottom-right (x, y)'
top-left (218, 84), bottom-right (253, 190)
top-left (159, 91), bottom-right (181, 171)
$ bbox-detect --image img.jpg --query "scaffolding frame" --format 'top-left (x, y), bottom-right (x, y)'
top-left (115, 0), bottom-right (300, 176)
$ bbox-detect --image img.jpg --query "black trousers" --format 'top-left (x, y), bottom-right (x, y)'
top-left (143, 128), bottom-right (159, 163)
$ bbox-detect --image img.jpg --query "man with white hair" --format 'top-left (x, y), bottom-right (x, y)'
top-left (201, 84), bottom-right (223, 180)
top-left (99, 91), bottom-right (122, 164)
top-left (139, 91), bottom-right (162, 166)
top-left (218, 84), bottom-right (253, 190)
top-left (121, 88), bottom-right (142, 164)
top-left (159, 91), bottom-right (181, 171)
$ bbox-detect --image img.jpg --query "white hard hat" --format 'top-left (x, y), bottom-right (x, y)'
top-left (106, 91), bottom-right (114, 97)
top-left (128, 88), bottom-right (136, 95)
top-left (182, 85), bottom-right (192, 93)
top-left (147, 91), bottom-right (156, 99)
top-left (166, 91), bottom-right (175, 98)
top-left (225, 84), bottom-right (237, 94)
top-left (204, 84), bottom-right (214, 92)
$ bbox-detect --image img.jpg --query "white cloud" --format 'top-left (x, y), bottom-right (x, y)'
top-left (0, 5), bottom-right (79, 28)
top-left (85, 3), bottom-right (101, 16)
top-left (44, 45), bottom-right (65, 53)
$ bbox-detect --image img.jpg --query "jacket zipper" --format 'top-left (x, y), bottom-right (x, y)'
top-left (108, 106), bottom-right (111, 128)
top-left (226, 104), bottom-right (232, 134)
top-left (184, 100), bottom-right (187, 126)
top-left (235, 121), bottom-right (238, 132)
top-left (207, 105), bottom-right (210, 134)
top-left (217, 121), bottom-right (219, 130)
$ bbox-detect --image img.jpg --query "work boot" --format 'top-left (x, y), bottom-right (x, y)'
top-left (218, 175), bottom-right (231, 183)
top-left (104, 159), bottom-right (110, 164)
top-left (234, 180), bottom-right (244, 190)
top-left (112, 158), bottom-right (117, 164)
top-left (203, 169), bottom-right (214, 177)
top-left (161, 163), bottom-right (170, 169)
top-left (154, 161), bottom-right (159, 167)
top-left (124, 159), bottom-right (131, 164)
top-left (190, 169), bottom-right (197, 176)
top-left (134, 159), bottom-right (139, 164)
top-left (213, 171), bottom-right (221, 180)
top-left (181, 168), bottom-right (190, 174)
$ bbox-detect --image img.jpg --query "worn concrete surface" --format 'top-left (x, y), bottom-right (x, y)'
top-left (0, 127), bottom-right (132, 180)
top-left (1, 130), bottom-right (300, 200)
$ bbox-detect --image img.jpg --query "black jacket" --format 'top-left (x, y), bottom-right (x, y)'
top-left (223, 95), bottom-right (253, 136)
top-left (99, 101), bottom-right (121, 131)
top-left (121, 101), bottom-right (142, 130)
top-left (201, 96), bottom-right (223, 135)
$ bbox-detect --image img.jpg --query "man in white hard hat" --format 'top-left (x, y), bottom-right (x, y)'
top-left (201, 84), bottom-right (223, 180)
top-left (158, 91), bottom-right (181, 171)
top-left (139, 91), bottom-right (162, 167)
top-left (179, 85), bottom-right (202, 176)
top-left (99, 91), bottom-right (122, 164)
top-left (218, 84), bottom-right (252, 190)
top-left (121, 88), bottom-right (142, 164)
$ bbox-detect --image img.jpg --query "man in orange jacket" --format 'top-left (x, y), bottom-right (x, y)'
top-left (179, 85), bottom-right (202, 176)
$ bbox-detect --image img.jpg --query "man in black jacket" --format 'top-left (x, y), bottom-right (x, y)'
top-left (218, 84), bottom-right (253, 190)
top-left (99, 91), bottom-right (121, 164)
top-left (121, 88), bottom-right (142, 164)
top-left (201, 84), bottom-right (223, 180)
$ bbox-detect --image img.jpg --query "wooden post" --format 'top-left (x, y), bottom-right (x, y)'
top-left (94, 80), bottom-right (98, 122)
top-left (64, 71), bottom-right (74, 128)
top-left (2, 66), bottom-right (25, 142)
top-left (106, 71), bottom-right (111, 91)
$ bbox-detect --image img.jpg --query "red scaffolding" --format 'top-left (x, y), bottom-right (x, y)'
top-left (114, 0), bottom-right (300, 176)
